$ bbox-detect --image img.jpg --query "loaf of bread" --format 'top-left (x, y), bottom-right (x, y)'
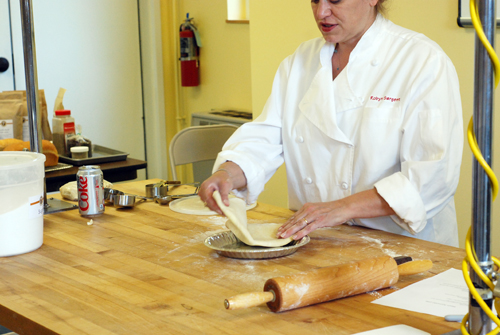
top-left (3, 139), bottom-right (59, 167)
top-left (42, 140), bottom-right (59, 167)
top-left (0, 138), bottom-right (23, 151)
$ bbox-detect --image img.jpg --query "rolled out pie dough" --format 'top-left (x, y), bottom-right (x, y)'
top-left (169, 195), bottom-right (256, 215)
top-left (213, 191), bottom-right (293, 247)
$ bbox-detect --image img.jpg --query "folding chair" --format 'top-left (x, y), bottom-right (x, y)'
top-left (169, 124), bottom-right (238, 182)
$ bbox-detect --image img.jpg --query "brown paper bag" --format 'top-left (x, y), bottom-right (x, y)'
top-left (0, 100), bottom-right (23, 139)
top-left (0, 90), bottom-right (52, 140)
top-left (39, 90), bottom-right (52, 140)
top-left (53, 88), bottom-right (66, 112)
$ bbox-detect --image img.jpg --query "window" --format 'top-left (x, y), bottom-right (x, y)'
top-left (227, 0), bottom-right (249, 23)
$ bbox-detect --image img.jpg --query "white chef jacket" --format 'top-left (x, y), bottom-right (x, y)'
top-left (214, 14), bottom-right (463, 246)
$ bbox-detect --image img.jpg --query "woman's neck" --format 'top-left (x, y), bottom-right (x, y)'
top-left (332, 43), bottom-right (353, 80)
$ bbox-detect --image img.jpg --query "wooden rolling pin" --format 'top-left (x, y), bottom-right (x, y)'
top-left (224, 255), bottom-right (432, 312)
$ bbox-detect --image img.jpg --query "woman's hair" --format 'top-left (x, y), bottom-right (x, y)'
top-left (375, 0), bottom-right (388, 15)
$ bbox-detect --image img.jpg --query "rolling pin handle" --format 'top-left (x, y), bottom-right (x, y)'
top-left (397, 259), bottom-right (433, 276)
top-left (224, 291), bottom-right (275, 310)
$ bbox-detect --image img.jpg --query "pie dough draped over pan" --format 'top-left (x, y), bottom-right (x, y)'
top-left (213, 191), bottom-right (293, 247)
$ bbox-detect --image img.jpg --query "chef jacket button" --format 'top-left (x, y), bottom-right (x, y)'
top-left (371, 59), bottom-right (379, 66)
top-left (297, 136), bottom-right (304, 143)
top-left (305, 177), bottom-right (313, 184)
top-left (341, 182), bottom-right (349, 190)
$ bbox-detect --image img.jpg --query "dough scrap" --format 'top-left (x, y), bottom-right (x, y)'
top-left (213, 191), bottom-right (293, 247)
top-left (169, 195), bottom-right (256, 215)
top-left (60, 180), bottom-right (113, 201)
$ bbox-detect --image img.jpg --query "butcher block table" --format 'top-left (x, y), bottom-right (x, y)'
top-left (0, 179), bottom-right (463, 335)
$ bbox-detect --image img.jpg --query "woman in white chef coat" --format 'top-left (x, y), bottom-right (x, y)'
top-left (199, 0), bottom-right (463, 246)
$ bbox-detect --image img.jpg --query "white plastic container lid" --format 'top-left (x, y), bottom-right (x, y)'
top-left (0, 152), bottom-right (45, 188)
top-left (71, 146), bottom-right (89, 153)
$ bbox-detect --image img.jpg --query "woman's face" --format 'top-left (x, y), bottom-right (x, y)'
top-left (311, 0), bottom-right (378, 45)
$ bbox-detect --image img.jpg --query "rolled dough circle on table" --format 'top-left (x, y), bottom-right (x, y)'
top-left (213, 190), bottom-right (293, 247)
top-left (169, 195), bottom-right (257, 215)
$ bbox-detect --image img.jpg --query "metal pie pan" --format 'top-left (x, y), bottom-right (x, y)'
top-left (204, 231), bottom-right (310, 259)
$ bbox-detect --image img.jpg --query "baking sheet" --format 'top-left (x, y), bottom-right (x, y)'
top-left (58, 145), bottom-right (129, 166)
top-left (45, 162), bottom-right (73, 172)
top-left (204, 231), bottom-right (309, 259)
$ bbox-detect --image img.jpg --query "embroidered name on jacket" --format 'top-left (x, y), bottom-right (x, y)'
top-left (370, 95), bottom-right (401, 102)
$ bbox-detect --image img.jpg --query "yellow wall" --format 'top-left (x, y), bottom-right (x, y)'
top-left (162, 0), bottom-right (500, 253)
top-left (248, 0), bottom-right (320, 208)
top-left (162, 0), bottom-right (252, 181)
top-left (173, 0), bottom-right (252, 127)
top-left (160, 1), bottom-right (179, 175)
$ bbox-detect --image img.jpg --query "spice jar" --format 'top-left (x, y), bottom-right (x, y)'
top-left (70, 146), bottom-right (89, 159)
top-left (52, 110), bottom-right (75, 156)
top-left (67, 133), bottom-right (92, 157)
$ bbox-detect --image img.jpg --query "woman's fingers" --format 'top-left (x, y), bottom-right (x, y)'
top-left (292, 219), bottom-right (322, 240)
top-left (278, 215), bottom-right (320, 239)
top-left (199, 174), bottom-right (233, 215)
top-left (278, 215), bottom-right (307, 236)
top-left (199, 185), bottom-right (222, 214)
top-left (277, 201), bottom-right (347, 239)
top-left (218, 179), bottom-right (233, 207)
top-left (277, 203), bottom-right (317, 236)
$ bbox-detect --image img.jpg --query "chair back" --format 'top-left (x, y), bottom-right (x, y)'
top-left (169, 124), bottom-right (238, 181)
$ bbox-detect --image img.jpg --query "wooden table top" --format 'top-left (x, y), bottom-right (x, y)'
top-left (0, 179), bottom-right (463, 335)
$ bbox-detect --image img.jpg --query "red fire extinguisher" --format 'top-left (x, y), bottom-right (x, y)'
top-left (179, 13), bottom-right (201, 87)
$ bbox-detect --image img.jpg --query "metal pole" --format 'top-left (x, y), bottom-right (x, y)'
top-left (470, 0), bottom-right (496, 333)
top-left (19, 0), bottom-right (41, 153)
top-left (18, 1), bottom-right (77, 214)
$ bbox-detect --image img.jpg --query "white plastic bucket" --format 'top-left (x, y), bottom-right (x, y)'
top-left (0, 151), bottom-right (45, 257)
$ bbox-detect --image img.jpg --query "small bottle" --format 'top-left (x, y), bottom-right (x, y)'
top-left (71, 146), bottom-right (89, 160)
top-left (52, 110), bottom-right (75, 156)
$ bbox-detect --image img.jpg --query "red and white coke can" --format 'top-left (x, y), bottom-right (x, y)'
top-left (77, 165), bottom-right (104, 217)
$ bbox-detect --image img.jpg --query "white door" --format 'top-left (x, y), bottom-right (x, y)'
top-left (2, 0), bottom-right (148, 180)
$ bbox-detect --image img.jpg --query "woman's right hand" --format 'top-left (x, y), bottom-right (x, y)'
top-left (198, 162), bottom-right (246, 215)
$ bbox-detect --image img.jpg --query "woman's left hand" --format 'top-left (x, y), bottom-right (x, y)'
top-left (276, 189), bottom-right (396, 240)
top-left (277, 199), bottom-right (349, 240)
